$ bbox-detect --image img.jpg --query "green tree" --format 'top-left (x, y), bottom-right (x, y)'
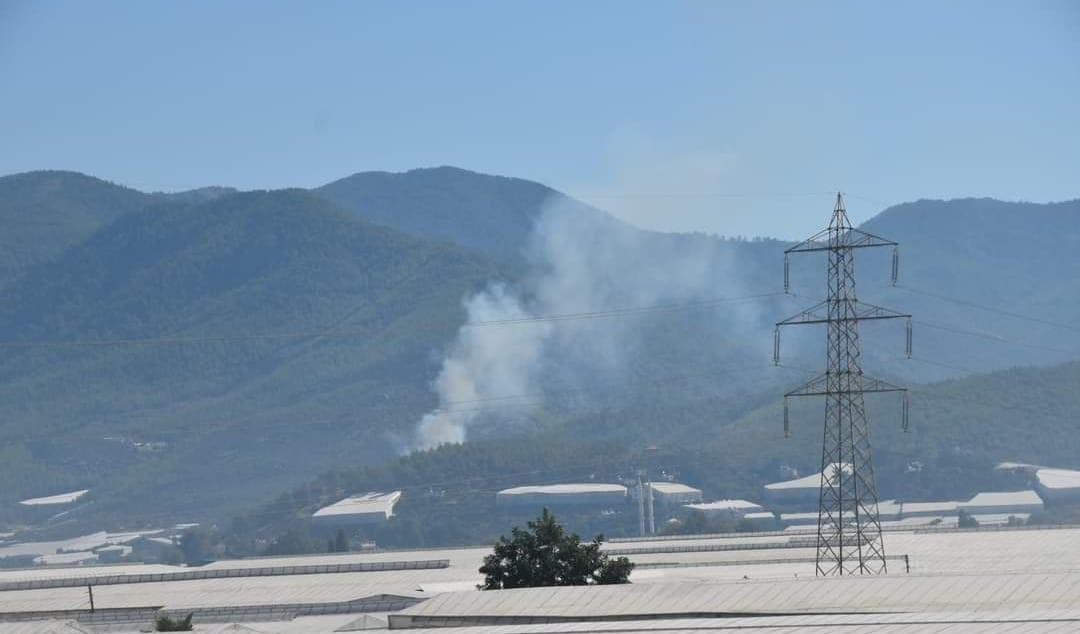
top-left (478, 508), bottom-right (633, 590)
top-left (958, 509), bottom-right (979, 529)
top-left (155, 613), bottom-right (193, 632)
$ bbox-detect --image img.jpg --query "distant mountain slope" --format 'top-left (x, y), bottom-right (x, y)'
top-left (315, 166), bottom-right (623, 261)
top-left (854, 197), bottom-right (1080, 375)
top-left (0, 189), bottom-right (499, 522)
top-left (0, 171), bottom-right (153, 286)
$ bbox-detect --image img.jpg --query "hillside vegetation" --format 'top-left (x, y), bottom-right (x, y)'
top-left (0, 167), bottom-right (1077, 533)
top-left (0, 188), bottom-right (500, 523)
top-left (244, 359), bottom-right (1080, 547)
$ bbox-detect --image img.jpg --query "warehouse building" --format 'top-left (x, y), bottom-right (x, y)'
top-left (763, 463), bottom-right (851, 505)
top-left (958, 490), bottom-right (1044, 515)
top-left (495, 484), bottom-right (626, 507)
top-left (18, 490), bottom-right (89, 507)
top-left (311, 492), bottom-right (402, 528)
top-left (1035, 467), bottom-right (1080, 503)
top-left (682, 499), bottom-right (764, 519)
top-left (646, 482), bottom-right (702, 505)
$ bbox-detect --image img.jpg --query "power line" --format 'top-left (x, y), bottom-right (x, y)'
top-left (896, 284), bottom-right (1080, 334)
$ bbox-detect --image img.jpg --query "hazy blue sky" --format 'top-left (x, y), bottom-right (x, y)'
top-left (2, 1), bottom-right (1078, 238)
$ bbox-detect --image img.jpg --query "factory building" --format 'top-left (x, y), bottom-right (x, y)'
top-left (647, 482), bottom-right (703, 505)
top-left (958, 490), bottom-right (1044, 515)
top-left (495, 484), bottom-right (627, 507)
top-left (311, 491), bottom-right (401, 528)
top-left (763, 463), bottom-right (851, 506)
top-left (683, 499), bottom-right (764, 519)
top-left (1035, 467), bottom-right (1080, 504)
top-left (901, 500), bottom-right (960, 518)
top-left (18, 489), bottom-right (89, 507)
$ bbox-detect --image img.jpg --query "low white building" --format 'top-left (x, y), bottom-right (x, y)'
top-left (739, 511), bottom-right (778, 529)
top-left (311, 491), bottom-right (401, 528)
top-left (1035, 468), bottom-right (1080, 504)
top-left (19, 489), bottom-right (89, 506)
top-left (683, 499), bottom-right (764, 520)
top-left (763, 464), bottom-right (851, 506)
top-left (958, 490), bottom-right (1044, 515)
top-left (496, 484), bottom-right (627, 508)
top-left (648, 482), bottom-right (703, 505)
top-left (901, 500), bottom-right (960, 518)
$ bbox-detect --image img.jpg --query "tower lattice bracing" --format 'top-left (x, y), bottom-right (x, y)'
top-left (774, 193), bottom-right (912, 576)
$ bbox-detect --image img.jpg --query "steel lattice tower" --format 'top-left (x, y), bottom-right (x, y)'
top-left (774, 193), bottom-right (911, 576)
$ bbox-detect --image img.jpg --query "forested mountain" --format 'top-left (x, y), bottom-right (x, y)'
top-left (0, 167), bottom-right (1077, 533)
top-left (0, 188), bottom-right (500, 523)
top-left (316, 166), bottom-right (624, 262)
top-left (0, 171), bottom-right (152, 286)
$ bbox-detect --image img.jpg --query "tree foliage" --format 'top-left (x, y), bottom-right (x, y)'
top-left (155, 613), bottom-right (193, 632)
top-left (478, 508), bottom-right (633, 590)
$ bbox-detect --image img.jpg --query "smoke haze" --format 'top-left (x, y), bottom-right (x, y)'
top-left (411, 196), bottom-right (765, 451)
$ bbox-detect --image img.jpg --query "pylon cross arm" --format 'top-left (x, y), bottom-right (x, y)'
top-left (785, 227), bottom-right (897, 254)
top-left (784, 373), bottom-right (907, 398)
top-left (776, 300), bottom-right (910, 327)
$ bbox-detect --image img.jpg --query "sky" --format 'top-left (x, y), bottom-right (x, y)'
top-left (2, 0), bottom-right (1078, 239)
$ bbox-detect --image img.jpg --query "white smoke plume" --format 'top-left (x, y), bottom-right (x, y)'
top-left (410, 195), bottom-right (764, 452)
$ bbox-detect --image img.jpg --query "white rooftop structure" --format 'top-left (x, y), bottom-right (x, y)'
top-left (647, 482), bottom-right (702, 504)
top-left (1035, 467), bottom-right (1080, 503)
top-left (959, 490), bottom-right (1044, 515)
top-left (18, 490), bottom-right (89, 507)
top-left (683, 499), bottom-right (763, 519)
top-left (902, 500), bottom-right (960, 517)
top-left (312, 492), bottom-right (401, 527)
top-left (0, 527), bottom-right (1077, 631)
top-left (32, 552), bottom-right (98, 567)
top-left (763, 463), bottom-right (851, 505)
top-left (496, 484), bottom-right (626, 507)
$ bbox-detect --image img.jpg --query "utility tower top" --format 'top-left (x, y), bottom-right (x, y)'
top-left (774, 192), bottom-right (912, 576)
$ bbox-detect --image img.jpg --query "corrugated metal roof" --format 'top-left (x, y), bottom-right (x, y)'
top-left (1037, 468), bottom-right (1080, 491)
top-left (684, 500), bottom-right (763, 513)
top-left (497, 484), bottom-right (626, 495)
top-left (648, 483), bottom-right (701, 495)
top-left (389, 572), bottom-right (1080, 626)
top-left (18, 491), bottom-right (89, 507)
top-left (312, 492), bottom-right (402, 519)
top-left (962, 490), bottom-right (1043, 507)
top-left (765, 464), bottom-right (850, 491)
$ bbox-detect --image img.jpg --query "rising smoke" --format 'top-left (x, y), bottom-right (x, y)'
top-left (411, 196), bottom-right (765, 451)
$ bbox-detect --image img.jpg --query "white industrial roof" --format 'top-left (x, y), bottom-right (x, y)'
top-left (684, 499), bottom-right (763, 512)
top-left (902, 500), bottom-right (960, 514)
top-left (18, 490), bottom-right (89, 507)
top-left (3, 526), bottom-right (1080, 630)
top-left (742, 512), bottom-right (775, 520)
top-left (33, 552), bottom-right (98, 566)
top-left (1037, 468), bottom-right (1080, 490)
top-left (961, 490), bottom-right (1043, 507)
top-left (648, 483), bottom-right (701, 494)
top-left (765, 463), bottom-right (851, 491)
top-left (312, 491), bottom-right (401, 518)
top-left (497, 484), bottom-right (626, 495)
top-left (390, 570), bottom-right (1080, 627)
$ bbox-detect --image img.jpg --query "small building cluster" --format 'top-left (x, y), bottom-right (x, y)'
top-left (488, 461), bottom-right (1077, 536)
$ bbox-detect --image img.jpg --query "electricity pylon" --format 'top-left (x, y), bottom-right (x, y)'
top-left (774, 193), bottom-right (911, 576)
